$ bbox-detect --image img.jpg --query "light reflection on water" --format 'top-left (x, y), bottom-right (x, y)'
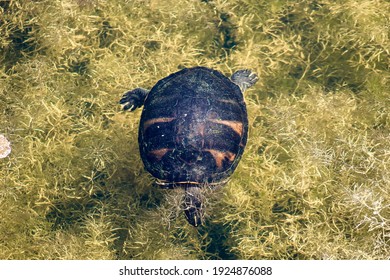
top-left (0, 134), bottom-right (11, 158)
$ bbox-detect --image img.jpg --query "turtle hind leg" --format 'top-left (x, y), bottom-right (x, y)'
top-left (183, 185), bottom-right (204, 227)
top-left (231, 69), bottom-right (259, 92)
top-left (119, 88), bottom-right (149, 111)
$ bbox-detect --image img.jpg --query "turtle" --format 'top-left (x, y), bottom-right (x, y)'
top-left (119, 66), bottom-right (258, 226)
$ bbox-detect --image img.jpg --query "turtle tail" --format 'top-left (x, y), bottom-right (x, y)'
top-left (183, 184), bottom-right (204, 227)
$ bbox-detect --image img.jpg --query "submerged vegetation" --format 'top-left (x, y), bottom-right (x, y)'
top-left (0, 0), bottom-right (389, 259)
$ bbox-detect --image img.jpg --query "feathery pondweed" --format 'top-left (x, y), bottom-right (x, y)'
top-left (0, 0), bottom-right (389, 259)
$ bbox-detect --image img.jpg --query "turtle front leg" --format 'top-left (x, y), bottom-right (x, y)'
top-left (231, 69), bottom-right (259, 92)
top-left (119, 88), bottom-right (149, 111)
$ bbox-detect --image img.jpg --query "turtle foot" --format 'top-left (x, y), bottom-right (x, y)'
top-left (184, 185), bottom-right (204, 227)
top-left (119, 88), bottom-right (149, 111)
top-left (231, 69), bottom-right (259, 92)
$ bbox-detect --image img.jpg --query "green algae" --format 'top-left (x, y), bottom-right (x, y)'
top-left (0, 0), bottom-right (389, 259)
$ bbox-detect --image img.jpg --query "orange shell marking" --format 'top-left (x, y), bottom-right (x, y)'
top-left (208, 119), bottom-right (243, 137)
top-left (143, 117), bottom-right (175, 132)
top-left (148, 148), bottom-right (171, 160)
top-left (204, 149), bottom-right (236, 169)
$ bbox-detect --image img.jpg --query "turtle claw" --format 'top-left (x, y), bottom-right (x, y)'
top-left (231, 69), bottom-right (259, 92)
top-left (119, 88), bottom-right (149, 111)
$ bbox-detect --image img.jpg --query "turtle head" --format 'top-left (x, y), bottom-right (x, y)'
top-left (183, 184), bottom-right (204, 227)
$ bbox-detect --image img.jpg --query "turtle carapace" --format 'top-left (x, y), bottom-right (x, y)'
top-left (120, 66), bottom-right (258, 226)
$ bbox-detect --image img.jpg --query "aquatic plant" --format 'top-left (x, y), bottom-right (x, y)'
top-left (0, 0), bottom-right (389, 259)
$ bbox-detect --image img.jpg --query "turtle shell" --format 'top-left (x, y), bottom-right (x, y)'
top-left (139, 66), bottom-right (248, 185)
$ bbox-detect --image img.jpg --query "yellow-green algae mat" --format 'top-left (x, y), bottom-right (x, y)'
top-left (0, 0), bottom-right (389, 259)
